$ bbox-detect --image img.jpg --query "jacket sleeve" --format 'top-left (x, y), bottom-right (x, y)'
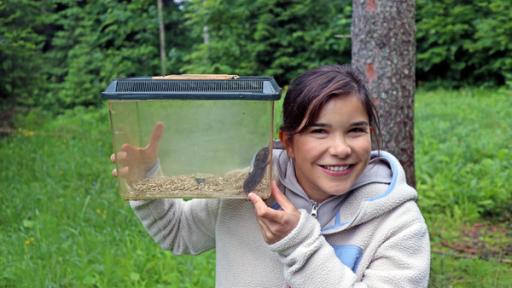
top-left (129, 198), bottom-right (220, 255)
top-left (128, 160), bottom-right (219, 255)
top-left (269, 209), bottom-right (430, 288)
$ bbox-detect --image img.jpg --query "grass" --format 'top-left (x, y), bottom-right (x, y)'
top-left (415, 88), bottom-right (512, 287)
top-left (1, 88), bottom-right (511, 287)
top-left (415, 88), bottom-right (512, 221)
top-left (0, 107), bottom-right (215, 287)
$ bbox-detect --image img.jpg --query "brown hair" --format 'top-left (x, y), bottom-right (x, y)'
top-left (280, 64), bottom-right (382, 150)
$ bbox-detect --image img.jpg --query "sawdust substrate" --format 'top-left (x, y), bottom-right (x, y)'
top-left (127, 171), bottom-right (270, 200)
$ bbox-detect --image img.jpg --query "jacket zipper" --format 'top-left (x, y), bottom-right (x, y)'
top-left (310, 201), bottom-right (319, 218)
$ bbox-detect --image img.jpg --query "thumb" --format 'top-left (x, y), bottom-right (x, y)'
top-left (248, 192), bottom-right (269, 214)
top-left (147, 121), bottom-right (164, 152)
top-left (271, 181), bottom-right (296, 212)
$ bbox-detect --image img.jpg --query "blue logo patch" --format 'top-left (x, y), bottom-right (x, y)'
top-left (333, 245), bottom-right (363, 272)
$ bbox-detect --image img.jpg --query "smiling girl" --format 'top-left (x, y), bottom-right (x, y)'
top-left (112, 64), bottom-right (430, 287)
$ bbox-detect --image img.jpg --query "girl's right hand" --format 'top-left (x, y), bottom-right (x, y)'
top-left (110, 122), bottom-right (164, 183)
top-left (248, 181), bottom-right (300, 244)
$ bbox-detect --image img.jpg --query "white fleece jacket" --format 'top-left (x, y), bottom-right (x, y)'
top-left (130, 150), bottom-right (430, 287)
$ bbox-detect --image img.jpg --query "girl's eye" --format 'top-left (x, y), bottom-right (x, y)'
top-left (308, 128), bottom-right (328, 135)
top-left (349, 127), bottom-right (369, 134)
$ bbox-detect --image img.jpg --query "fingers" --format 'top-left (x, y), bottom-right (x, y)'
top-left (249, 192), bottom-right (278, 243)
top-left (121, 143), bottom-right (139, 154)
top-left (248, 192), bottom-right (282, 221)
top-left (112, 166), bottom-right (129, 177)
top-left (110, 151), bottom-right (128, 163)
top-left (110, 122), bottom-right (164, 180)
top-left (255, 218), bottom-right (273, 240)
top-left (249, 191), bottom-right (300, 244)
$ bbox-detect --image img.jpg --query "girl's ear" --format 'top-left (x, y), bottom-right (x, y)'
top-left (279, 130), bottom-right (295, 158)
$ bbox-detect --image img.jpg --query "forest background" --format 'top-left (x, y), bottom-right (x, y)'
top-left (1, 0), bottom-right (511, 287)
top-left (1, 0), bottom-right (511, 109)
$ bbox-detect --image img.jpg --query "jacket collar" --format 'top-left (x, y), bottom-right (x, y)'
top-left (272, 150), bottom-right (416, 232)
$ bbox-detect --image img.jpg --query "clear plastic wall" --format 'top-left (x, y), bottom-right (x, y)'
top-left (104, 77), bottom-right (280, 200)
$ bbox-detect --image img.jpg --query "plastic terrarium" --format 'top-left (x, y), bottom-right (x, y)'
top-left (102, 75), bottom-right (281, 200)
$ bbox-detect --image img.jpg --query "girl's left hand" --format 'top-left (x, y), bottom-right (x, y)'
top-left (248, 181), bottom-right (300, 244)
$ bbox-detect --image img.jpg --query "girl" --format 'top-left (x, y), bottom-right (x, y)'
top-left (111, 64), bottom-right (430, 287)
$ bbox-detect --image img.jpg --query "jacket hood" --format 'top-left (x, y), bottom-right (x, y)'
top-left (272, 149), bottom-right (417, 235)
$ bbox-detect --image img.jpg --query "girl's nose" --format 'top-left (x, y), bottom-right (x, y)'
top-left (328, 136), bottom-right (351, 158)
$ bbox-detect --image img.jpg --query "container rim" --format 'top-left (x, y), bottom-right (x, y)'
top-left (101, 76), bottom-right (282, 100)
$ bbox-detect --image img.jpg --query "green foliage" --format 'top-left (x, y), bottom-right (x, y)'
top-left (47, 1), bottom-right (158, 109)
top-left (2, 0), bottom-right (511, 112)
top-left (182, 0), bottom-right (351, 84)
top-left (416, 0), bottom-right (512, 87)
top-left (1, 0), bottom-right (194, 112)
top-left (0, 0), bottom-right (50, 106)
top-left (415, 88), bottom-right (512, 221)
top-left (45, 0), bottom-right (195, 110)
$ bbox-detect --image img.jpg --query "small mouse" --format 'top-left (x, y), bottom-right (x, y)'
top-left (243, 141), bottom-right (282, 193)
top-left (243, 147), bottom-right (269, 193)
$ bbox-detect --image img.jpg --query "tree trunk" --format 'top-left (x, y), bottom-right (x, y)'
top-left (351, 0), bottom-right (416, 187)
top-left (157, 0), bottom-right (167, 75)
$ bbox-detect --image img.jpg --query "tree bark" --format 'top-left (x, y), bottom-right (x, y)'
top-left (157, 0), bottom-right (167, 75)
top-left (351, 0), bottom-right (416, 187)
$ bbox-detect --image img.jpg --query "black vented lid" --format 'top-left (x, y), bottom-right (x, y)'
top-left (101, 76), bottom-right (281, 100)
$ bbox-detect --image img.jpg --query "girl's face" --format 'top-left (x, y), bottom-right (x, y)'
top-left (281, 94), bottom-right (372, 203)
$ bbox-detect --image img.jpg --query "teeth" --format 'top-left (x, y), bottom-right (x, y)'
top-left (324, 165), bottom-right (349, 172)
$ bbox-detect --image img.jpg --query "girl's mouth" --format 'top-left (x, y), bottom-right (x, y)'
top-left (319, 164), bottom-right (354, 176)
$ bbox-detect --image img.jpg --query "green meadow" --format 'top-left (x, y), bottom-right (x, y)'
top-left (1, 88), bottom-right (511, 287)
